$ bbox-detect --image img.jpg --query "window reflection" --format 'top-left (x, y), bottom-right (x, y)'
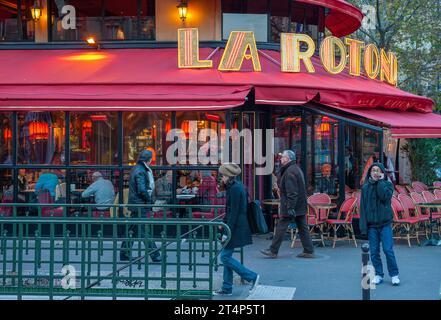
top-left (123, 112), bottom-right (171, 166)
top-left (0, 0), bottom-right (35, 42)
top-left (0, 113), bottom-right (13, 164)
top-left (313, 116), bottom-right (338, 195)
top-left (18, 112), bottom-right (65, 165)
top-left (176, 111), bottom-right (226, 165)
top-left (70, 112), bottom-right (117, 165)
top-left (50, 0), bottom-right (155, 41)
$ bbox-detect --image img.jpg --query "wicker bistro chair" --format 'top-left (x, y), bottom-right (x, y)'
top-left (37, 190), bottom-right (65, 217)
top-left (291, 193), bottom-right (331, 248)
top-left (325, 197), bottom-right (357, 248)
top-left (351, 191), bottom-right (361, 219)
top-left (398, 193), bottom-right (429, 240)
top-left (434, 189), bottom-right (441, 200)
top-left (433, 181), bottom-right (441, 189)
top-left (412, 181), bottom-right (429, 193)
top-left (395, 185), bottom-right (408, 195)
top-left (391, 196), bottom-right (420, 247)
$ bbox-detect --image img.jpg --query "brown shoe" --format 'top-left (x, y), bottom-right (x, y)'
top-left (296, 252), bottom-right (316, 258)
top-left (260, 249), bottom-right (277, 259)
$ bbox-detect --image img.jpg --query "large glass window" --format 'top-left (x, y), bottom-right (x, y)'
top-left (0, 113), bottom-right (13, 164)
top-left (0, 0), bottom-right (35, 41)
top-left (70, 112), bottom-right (117, 165)
top-left (175, 111), bottom-right (226, 166)
top-left (313, 115), bottom-right (338, 195)
top-left (222, 1), bottom-right (324, 44)
top-left (50, 0), bottom-right (155, 41)
top-left (123, 112), bottom-right (171, 166)
top-left (222, 0), bottom-right (269, 42)
top-left (18, 111), bottom-right (65, 165)
top-left (344, 125), bottom-right (381, 189)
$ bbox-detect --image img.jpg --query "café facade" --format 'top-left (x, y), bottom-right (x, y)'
top-left (0, 0), bottom-right (440, 211)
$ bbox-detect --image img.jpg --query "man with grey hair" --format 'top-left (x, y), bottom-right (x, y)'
top-left (82, 171), bottom-right (115, 211)
top-left (261, 149), bottom-right (315, 259)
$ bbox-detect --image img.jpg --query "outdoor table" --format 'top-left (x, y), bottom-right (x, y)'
top-left (176, 194), bottom-right (196, 218)
top-left (415, 199), bottom-right (441, 246)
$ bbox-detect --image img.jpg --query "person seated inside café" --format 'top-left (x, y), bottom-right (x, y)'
top-left (154, 171), bottom-right (172, 202)
top-left (315, 163), bottom-right (337, 195)
top-left (81, 171), bottom-right (115, 212)
top-left (17, 169), bottom-right (29, 203)
top-left (35, 169), bottom-right (60, 198)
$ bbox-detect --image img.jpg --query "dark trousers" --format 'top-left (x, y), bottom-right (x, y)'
top-left (270, 214), bottom-right (314, 254)
top-left (120, 210), bottom-right (160, 260)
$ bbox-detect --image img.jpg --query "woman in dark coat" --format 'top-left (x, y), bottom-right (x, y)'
top-left (213, 163), bottom-right (259, 296)
top-left (360, 162), bottom-right (400, 286)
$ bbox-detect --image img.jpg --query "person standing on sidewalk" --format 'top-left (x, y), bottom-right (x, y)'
top-left (120, 149), bottom-right (161, 263)
top-left (213, 163), bottom-right (260, 296)
top-left (360, 162), bottom-right (400, 286)
top-left (261, 150), bottom-right (315, 259)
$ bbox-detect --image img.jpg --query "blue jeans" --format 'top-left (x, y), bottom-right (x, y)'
top-left (368, 224), bottom-right (399, 278)
top-left (220, 248), bottom-right (258, 293)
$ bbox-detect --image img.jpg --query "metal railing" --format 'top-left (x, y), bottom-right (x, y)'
top-left (0, 203), bottom-right (234, 300)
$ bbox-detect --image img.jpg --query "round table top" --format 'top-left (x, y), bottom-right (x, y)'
top-left (262, 199), bottom-right (280, 206)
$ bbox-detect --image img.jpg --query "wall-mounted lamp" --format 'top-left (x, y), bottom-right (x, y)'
top-left (31, 0), bottom-right (42, 22)
top-left (177, 0), bottom-right (188, 23)
top-left (85, 36), bottom-right (101, 50)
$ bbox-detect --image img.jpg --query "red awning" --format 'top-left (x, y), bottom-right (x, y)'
top-left (325, 106), bottom-right (441, 138)
top-left (297, 0), bottom-right (363, 37)
top-left (0, 48), bottom-right (434, 112)
top-left (0, 84), bottom-right (251, 111)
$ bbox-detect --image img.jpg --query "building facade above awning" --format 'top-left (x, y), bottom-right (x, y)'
top-left (324, 105), bottom-right (441, 138)
top-left (0, 48), bottom-right (434, 113)
top-left (296, 0), bottom-right (364, 37)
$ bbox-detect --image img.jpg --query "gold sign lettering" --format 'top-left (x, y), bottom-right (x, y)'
top-left (280, 33), bottom-right (315, 73)
top-left (364, 44), bottom-right (380, 80)
top-left (380, 49), bottom-right (398, 86)
top-left (176, 28), bottom-right (400, 86)
top-left (218, 31), bottom-right (261, 71)
top-left (345, 38), bottom-right (364, 76)
top-left (320, 36), bottom-right (347, 75)
top-left (177, 28), bottom-right (212, 69)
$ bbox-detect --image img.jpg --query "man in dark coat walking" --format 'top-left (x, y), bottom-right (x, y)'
top-left (120, 149), bottom-right (161, 262)
top-left (261, 150), bottom-right (315, 258)
top-left (213, 163), bottom-right (260, 296)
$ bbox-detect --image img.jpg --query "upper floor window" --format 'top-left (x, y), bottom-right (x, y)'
top-left (0, 0), bottom-right (35, 41)
top-left (50, 0), bottom-right (155, 41)
top-left (222, 0), bottom-right (325, 44)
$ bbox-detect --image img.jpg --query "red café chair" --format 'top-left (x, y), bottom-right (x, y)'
top-left (304, 193), bottom-right (331, 247)
top-left (391, 196), bottom-right (420, 247)
top-left (405, 185), bottom-right (416, 194)
top-left (325, 197), bottom-right (357, 248)
top-left (412, 181), bottom-right (428, 193)
top-left (398, 193), bottom-right (429, 240)
top-left (351, 191), bottom-right (361, 219)
top-left (191, 176), bottom-right (223, 219)
top-left (434, 189), bottom-right (441, 200)
top-left (395, 185), bottom-right (408, 195)
top-left (0, 192), bottom-right (13, 217)
top-left (37, 190), bottom-right (64, 217)
top-left (433, 181), bottom-right (441, 189)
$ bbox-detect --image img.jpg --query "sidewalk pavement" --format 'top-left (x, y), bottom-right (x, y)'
top-left (213, 234), bottom-right (441, 300)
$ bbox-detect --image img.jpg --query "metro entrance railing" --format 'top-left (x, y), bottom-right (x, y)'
top-left (0, 203), bottom-right (233, 300)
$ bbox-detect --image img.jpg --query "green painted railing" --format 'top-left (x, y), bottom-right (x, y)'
top-left (0, 203), bottom-right (236, 300)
